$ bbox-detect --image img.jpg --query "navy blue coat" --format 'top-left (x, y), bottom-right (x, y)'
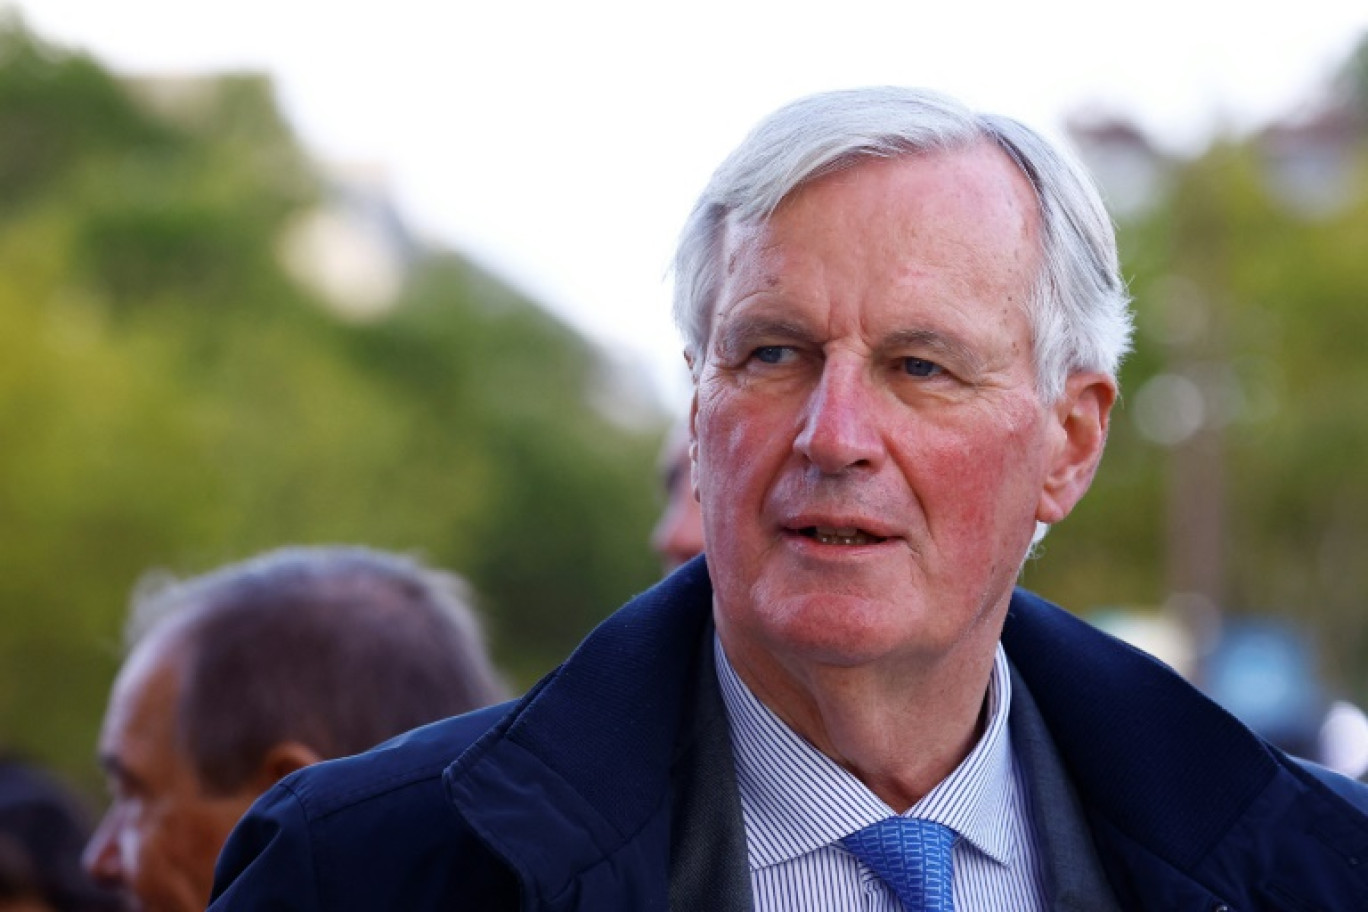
top-left (209, 558), bottom-right (1368, 910)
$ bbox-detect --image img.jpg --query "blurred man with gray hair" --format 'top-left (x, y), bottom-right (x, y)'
top-left (82, 545), bottom-right (506, 912)
top-left (650, 417), bottom-right (706, 573)
top-left (209, 88), bottom-right (1368, 910)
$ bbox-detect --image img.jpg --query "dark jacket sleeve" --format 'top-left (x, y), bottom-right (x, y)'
top-left (208, 760), bottom-right (525, 910)
top-left (209, 781), bottom-right (322, 912)
top-left (208, 707), bottom-right (530, 911)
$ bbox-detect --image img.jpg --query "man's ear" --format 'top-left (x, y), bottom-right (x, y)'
top-left (251, 741), bottom-right (325, 790)
top-left (1037, 372), bottom-right (1117, 525)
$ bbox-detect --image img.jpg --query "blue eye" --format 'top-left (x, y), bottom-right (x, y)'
top-left (903, 357), bottom-right (942, 378)
top-left (754, 346), bottom-right (789, 364)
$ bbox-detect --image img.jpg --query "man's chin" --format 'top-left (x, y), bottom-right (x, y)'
top-left (739, 593), bottom-right (941, 663)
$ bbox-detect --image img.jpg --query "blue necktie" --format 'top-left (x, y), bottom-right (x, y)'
top-left (841, 816), bottom-right (956, 912)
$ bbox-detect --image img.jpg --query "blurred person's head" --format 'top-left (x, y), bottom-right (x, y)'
top-left (650, 419), bottom-right (705, 572)
top-left (83, 545), bottom-right (507, 912)
top-left (0, 758), bottom-right (122, 912)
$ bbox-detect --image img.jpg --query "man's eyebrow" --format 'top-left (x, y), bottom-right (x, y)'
top-left (713, 315), bottom-right (813, 358)
top-left (882, 329), bottom-right (985, 372)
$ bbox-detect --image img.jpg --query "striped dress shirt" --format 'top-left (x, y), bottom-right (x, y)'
top-left (715, 638), bottom-right (1049, 910)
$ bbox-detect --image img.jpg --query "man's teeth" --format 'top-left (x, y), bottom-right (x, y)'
top-left (809, 526), bottom-right (880, 546)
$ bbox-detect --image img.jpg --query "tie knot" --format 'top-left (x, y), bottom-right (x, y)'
top-left (841, 817), bottom-right (955, 912)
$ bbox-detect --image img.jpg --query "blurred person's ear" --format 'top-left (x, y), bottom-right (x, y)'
top-left (251, 742), bottom-right (324, 791)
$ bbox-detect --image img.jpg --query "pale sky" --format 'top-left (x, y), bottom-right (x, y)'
top-left (12, 0), bottom-right (1368, 409)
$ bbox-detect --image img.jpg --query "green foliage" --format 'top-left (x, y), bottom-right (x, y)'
top-left (0, 15), bottom-right (173, 211)
top-left (0, 17), bottom-right (666, 785)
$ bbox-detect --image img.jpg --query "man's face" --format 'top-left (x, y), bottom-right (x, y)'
top-left (694, 143), bottom-right (1112, 677)
top-left (83, 636), bottom-right (259, 912)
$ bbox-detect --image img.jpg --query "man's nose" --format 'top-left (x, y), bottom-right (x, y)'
top-left (793, 359), bottom-right (885, 474)
top-left (82, 811), bottom-right (126, 888)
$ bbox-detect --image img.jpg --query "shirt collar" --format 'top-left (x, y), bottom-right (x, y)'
top-left (716, 636), bottom-right (1017, 870)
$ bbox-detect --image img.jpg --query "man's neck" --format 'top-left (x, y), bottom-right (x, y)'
top-left (717, 627), bottom-right (998, 812)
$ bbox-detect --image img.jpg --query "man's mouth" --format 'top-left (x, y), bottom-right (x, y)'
top-left (800, 526), bottom-right (887, 546)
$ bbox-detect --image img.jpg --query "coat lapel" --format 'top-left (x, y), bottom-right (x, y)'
top-left (1008, 662), bottom-right (1122, 912)
top-left (667, 620), bottom-right (752, 912)
top-left (444, 558), bottom-right (732, 910)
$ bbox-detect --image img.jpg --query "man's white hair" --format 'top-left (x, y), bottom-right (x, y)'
top-left (672, 86), bottom-right (1133, 405)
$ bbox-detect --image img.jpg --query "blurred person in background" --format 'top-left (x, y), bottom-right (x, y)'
top-left (650, 418), bottom-right (705, 573)
top-left (82, 545), bottom-right (507, 912)
top-left (0, 757), bottom-right (122, 912)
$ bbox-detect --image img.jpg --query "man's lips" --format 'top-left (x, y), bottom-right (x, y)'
top-left (797, 525), bottom-right (888, 546)
top-left (798, 525), bottom-right (886, 546)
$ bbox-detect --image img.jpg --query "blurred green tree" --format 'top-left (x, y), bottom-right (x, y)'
top-left (1028, 34), bottom-right (1368, 702)
top-left (0, 15), bottom-right (667, 785)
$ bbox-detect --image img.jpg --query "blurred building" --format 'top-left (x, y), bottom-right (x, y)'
top-left (1256, 102), bottom-right (1364, 218)
top-left (278, 160), bottom-right (422, 321)
top-left (1068, 77), bottom-right (1367, 224)
top-left (1066, 112), bottom-right (1171, 219)
top-left (126, 73), bottom-right (422, 321)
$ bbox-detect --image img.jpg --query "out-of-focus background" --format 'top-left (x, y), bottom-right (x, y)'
top-left (4, 0), bottom-right (1368, 791)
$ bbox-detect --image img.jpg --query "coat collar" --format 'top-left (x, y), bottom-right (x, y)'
top-left (443, 557), bottom-right (716, 904)
top-left (1001, 587), bottom-right (1280, 869)
top-left (1003, 588), bottom-right (1368, 908)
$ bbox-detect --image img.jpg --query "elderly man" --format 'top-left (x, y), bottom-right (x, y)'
top-left (208, 88), bottom-right (1368, 911)
top-left (82, 545), bottom-right (506, 912)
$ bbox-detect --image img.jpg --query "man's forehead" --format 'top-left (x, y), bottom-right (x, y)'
top-left (723, 146), bottom-right (1037, 261)
top-left (717, 151), bottom-right (1035, 296)
top-left (102, 634), bottom-right (185, 747)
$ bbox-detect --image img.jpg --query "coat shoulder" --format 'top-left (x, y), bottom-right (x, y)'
top-left (283, 700), bottom-right (515, 822)
top-left (210, 702), bottom-right (521, 911)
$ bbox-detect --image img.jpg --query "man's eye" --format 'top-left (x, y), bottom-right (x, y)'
top-left (903, 357), bottom-right (942, 378)
top-left (753, 346), bottom-right (791, 365)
